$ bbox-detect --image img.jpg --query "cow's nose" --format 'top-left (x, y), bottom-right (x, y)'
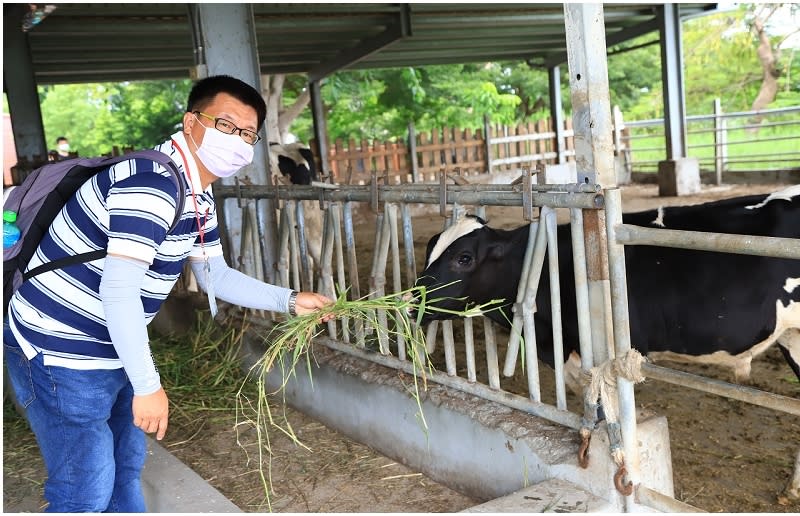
top-left (402, 290), bottom-right (419, 319)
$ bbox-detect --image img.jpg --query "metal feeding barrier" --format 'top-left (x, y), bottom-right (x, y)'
top-left (216, 174), bottom-right (799, 511)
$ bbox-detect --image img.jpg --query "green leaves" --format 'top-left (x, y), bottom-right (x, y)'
top-left (39, 80), bottom-right (192, 156)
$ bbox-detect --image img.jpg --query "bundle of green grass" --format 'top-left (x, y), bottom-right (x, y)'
top-left (234, 284), bottom-right (503, 508)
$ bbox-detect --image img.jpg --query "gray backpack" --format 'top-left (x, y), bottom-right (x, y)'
top-left (3, 150), bottom-right (185, 314)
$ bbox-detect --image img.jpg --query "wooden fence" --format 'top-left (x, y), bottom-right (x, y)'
top-left (314, 116), bottom-right (578, 185)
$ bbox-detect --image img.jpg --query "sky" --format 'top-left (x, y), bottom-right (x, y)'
top-left (715, 2), bottom-right (800, 49)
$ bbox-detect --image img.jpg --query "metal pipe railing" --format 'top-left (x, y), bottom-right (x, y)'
top-left (614, 224), bottom-right (800, 260)
top-left (215, 184), bottom-right (605, 210)
top-left (641, 362), bottom-right (800, 416)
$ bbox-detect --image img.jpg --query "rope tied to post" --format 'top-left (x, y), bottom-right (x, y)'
top-left (579, 349), bottom-right (647, 495)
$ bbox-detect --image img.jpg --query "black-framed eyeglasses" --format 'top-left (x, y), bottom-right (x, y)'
top-left (193, 111), bottom-right (262, 145)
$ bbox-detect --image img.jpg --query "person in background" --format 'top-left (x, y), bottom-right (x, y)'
top-left (48, 136), bottom-right (71, 161)
top-left (4, 74), bottom-right (334, 512)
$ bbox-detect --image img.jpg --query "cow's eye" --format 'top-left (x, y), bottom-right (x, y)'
top-left (457, 253), bottom-right (472, 266)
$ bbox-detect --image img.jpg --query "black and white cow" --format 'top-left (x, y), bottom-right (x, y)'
top-left (415, 186), bottom-right (800, 499)
top-left (269, 141), bottom-right (317, 186)
top-left (414, 185), bottom-right (800, 383)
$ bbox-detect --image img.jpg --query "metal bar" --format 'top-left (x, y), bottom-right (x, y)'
top-left (614, 224), bottom-right (800, 260)
top-left (342, 202), bottom-right (364, 347)
top-left (425, 321), bottom-right (439, 354)
top-left (277, 203), bottom-right (291, 288)
top-left (214, 184), bottom-right (605, 210)
top-left (484, 318), bottom-right (501, 390)
top-left (549, 65), bottom-right (566, 164)
top-left (442, 320), bottom-right (457, 376)
top-left (658, 4), bottom-right (687, 160)
top-left (636, 485), bottom-right (707, 513)
top-left (310, 80), bottom-right (330, 176)
top-left (331, 203), bottom-right (350, 344)
top-left (320, 206), bottom-right (337, 337)
top-left (401, 203), bottom-right (417, 288)
top-left (714, 98), bottom-right (724, 186)
top-left (408, 122), bottom-right (420, 183)
top-left (605, 187), bottom-right (641, 497)
top-left (622, 106), bottom-right (800, 128)
top-left (483, 114), bottom-right (493, 174)
top-left (318, 336), bottom-right (583, 431)
top-left (504, 221), bottom-right (544, 377)
top-left (387, 204), bottom-right (405, 360)
top-left (294, 200), bottom-right (313, 291)
top-left (569, 208), bottom-right (594, 372)
top-left (370, 211), bottom-right (391, 354)
top-left (545, 209), bottom-right (567, 410)
top-left (564, 3), bottom-right (616, 186)
top-left (641, 363), bottom-right (800, 416)
top-left (463, 318), bottom-right (477, 383)
top-left (285, 202), bottom-right (302, 292)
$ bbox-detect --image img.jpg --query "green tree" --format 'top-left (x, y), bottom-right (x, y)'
top-left (39, 80), bottom-right (192, 156)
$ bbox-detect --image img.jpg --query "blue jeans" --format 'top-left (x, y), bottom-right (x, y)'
top-left (3, 324), bottom-right (147, 512)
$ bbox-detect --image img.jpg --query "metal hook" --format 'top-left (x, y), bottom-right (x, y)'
top-left (614, 464), bottom-right (633, 496)
top-left (578, 435), bottom-right (591, 469)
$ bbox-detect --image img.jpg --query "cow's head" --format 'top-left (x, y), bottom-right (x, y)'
top-left (411, 215), bottom-right (519, 326)
top-left (270, 142), bottom-right (317, 185)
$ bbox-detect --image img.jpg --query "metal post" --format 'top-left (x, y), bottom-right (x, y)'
top-left (713, 98), bottom-right (726, 185)
top-left (483, 114), bottom-right (493, 174)
top-left (564, 4), bottom-right (616, 187)
top-left (548, 66), bottom-right (566, 164)
top-left (408, 122), bottom-right (420, 183)
top-left (565, 5), bottom-right (637, 511)
top-left (605, 188), bottom-right (640, 509)
top-left (659, 4), bottom-right (688, 160)
top-left (310, 80), bottom-right (330, 177)
top-left (198, 3), bottom-right (278, 281)
top-left (3, 4), bottom-right (48, 165)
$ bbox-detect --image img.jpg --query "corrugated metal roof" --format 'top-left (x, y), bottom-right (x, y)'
top-left (14, 3), bottom-right (718, 84)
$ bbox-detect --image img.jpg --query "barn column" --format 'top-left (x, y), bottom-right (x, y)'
top-left (3, 4), bottom-right (48, 172)
top-left (310, 80), bottom-right (330, 176)
top-left (657, 4), bottom-right (700, 196)
top-left (563, 4), bottom-right (640, 510)
top-left (194, 4), bottom-right (279, 283)
top-left (548, 66), bottom-right (566, 165)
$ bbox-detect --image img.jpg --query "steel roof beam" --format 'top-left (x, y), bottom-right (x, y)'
top-left (308, 4), bottom-right (411, 82)
top-left (544, 18), bottom-right (660, 67)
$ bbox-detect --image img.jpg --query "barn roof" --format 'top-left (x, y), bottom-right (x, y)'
top-left (17, 3), bottom-right (717, 85)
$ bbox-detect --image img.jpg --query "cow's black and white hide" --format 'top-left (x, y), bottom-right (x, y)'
top-left (269, 142), bottom-right (317, 186)
top-left (268, 142), bottom-right (322, 282)
top-left (414, 185), bottom-right (800, 384)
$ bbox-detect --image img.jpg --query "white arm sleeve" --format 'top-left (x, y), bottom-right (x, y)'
top-left (190, 254), bottom-right (293, 313)
top-left (99, 254), bottom-right (161, 395)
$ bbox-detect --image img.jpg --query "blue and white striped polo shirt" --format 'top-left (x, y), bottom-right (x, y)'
top-left (8, 132), bottom-right (223, 370)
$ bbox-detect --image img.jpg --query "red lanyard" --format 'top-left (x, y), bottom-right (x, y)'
top-left (172, 138), bottom-right (218, 316)
top-left (172, 138), bottom-right (208, 250)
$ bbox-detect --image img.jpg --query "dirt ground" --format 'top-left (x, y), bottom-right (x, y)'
top-left (4, 182), bottom-right (799, 513)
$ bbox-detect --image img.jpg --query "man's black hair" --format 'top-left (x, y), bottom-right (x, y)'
top-left (186, 75), bottom-right (267, 131)
top-left (56, 136), bottom-right (68, 143)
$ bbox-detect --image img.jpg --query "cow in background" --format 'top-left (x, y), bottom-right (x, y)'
top-left (268, 141), bottom-right (323, 287)
top-left (269, 142), bottom-right (317, 186)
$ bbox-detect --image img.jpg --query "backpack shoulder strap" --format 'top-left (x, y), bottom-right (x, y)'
top-left (99, 150), bottom-right (186, 231)
top-left (19, 150), bottom-right (187, 282)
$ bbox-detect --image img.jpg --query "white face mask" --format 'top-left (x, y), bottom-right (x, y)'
top-left (190, 116), bottom-right (254, 178)
top-left (58, 143), bottom-right (70, 152)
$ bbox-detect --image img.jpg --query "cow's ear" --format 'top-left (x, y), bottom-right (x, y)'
top-left (298, 147), bottom-right (317, 180)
